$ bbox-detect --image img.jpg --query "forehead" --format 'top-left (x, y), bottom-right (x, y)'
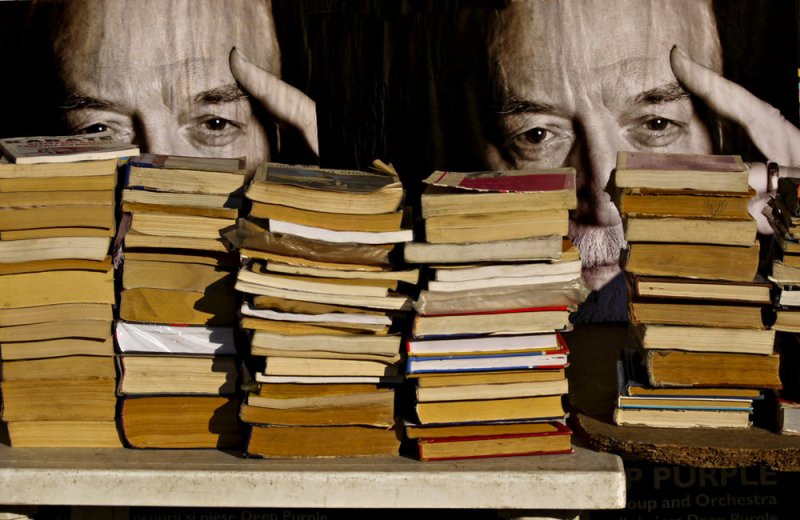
top-left (491, 0), bottom-right (721, 90)
top-left (56, 0), bottom-right (279, 80)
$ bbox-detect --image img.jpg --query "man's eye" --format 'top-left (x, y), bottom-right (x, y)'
top-left (522, 127), bottom-right (551, 144)
top-left (203, 117), bottom-right (231, 132)
top-left (75, 123), bottom-right (110, 135)
top-left (627, 116), bottom-right (684, 148)
top-left (643, 117), bottom-right (671, 132)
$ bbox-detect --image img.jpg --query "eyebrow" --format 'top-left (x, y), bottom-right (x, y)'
top-left (193, 84), bottom-right (249, 105)
top-left (633, 82), bottom-right (690, 105)
top-left (494, 96), bottom-right (555, 115)
top-left (60, 94), bottom-right (112, 111)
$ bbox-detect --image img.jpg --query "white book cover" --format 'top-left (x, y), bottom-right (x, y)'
top-left (269, 219), bottom-right (413, 244)
top-left (115, 321), bottom-right (237, 355)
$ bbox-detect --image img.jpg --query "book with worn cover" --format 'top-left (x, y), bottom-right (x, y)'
top-left (617, 188), bottom-right (752, 219)
top-left (411, 305), bottom-right (573, 338)
top-left (635, 323), bottom-right (775, 355)
top-left (406, 347), bottom-right (569, 376)
top-left (246, 425), bottom-right (401, 458)
top-left (630, 275), bottom-right (771, 303)
top-left (125, 154), bottom-right (245, 195)
top-left (0, 132), bottom-right (139, 164)
top-left (644, 349), bottom-right (782, 389)
top-left (116, 354), bottom-right (239, 395)
top-left (624, 241), bottom-right (760, 282)
top-left (414, 394), bottom-right (566, 424)
top-left (411, 420), bottom-right (572, 461)
top-left (614, 151), bottom-right (749, 193)
top-left (623, 215), bottom-right (757, 246)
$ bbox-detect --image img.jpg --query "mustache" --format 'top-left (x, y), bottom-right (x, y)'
top-left (569, 220), bottom-right (627, 268)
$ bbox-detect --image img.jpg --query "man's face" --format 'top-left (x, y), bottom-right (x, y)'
top-left (483, 0), bottom-right (722, 290)
top-left (55, 0), bottom-right (280, 174)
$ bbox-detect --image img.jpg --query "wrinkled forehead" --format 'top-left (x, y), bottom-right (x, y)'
top-left (55, 0), bottom-right (280, 76)
top-left (490, 0), bottom-right (722, 75)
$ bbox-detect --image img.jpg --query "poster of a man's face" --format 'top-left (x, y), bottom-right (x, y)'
top-left (1, 0), bottom-right (797, 322)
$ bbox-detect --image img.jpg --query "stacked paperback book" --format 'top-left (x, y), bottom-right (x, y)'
top-left (231, 161), bottom-right (417, 457)
top-left (615, 151), bottom-right (779, 429)
top-left (116, 154), bottom-right (244, 448)
top-left (403, 168), bottom-right (589, 461)
top-left (0, 133), bottom-right (137, 447)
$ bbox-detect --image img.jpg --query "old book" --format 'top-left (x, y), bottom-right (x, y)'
top-left (246, 425), bottom-right (401, 457)
top-left (420, 168), bottom-right (577, 218)
top-left (115, 322), bottom-right (237, 356)
top-left (415, 378), bottom-right (568, 402)
top-left (0, 190), bottom-right (114, 208)
top-left (635, 324), bottom-right (775, 355)
top-left (129, 212), bottom-right (235, 239)
top-left (122, 250), bottom-right (239, 268)
top-left (412, 421), bottom-right (572, 461)
top-left (253, 382), bottom-right (387, 399)
top-left (0, 133), bottom-right (138, 164)
top-left (411, 306), bottom-right (573, 338)
top-left (415, 368), bottom-right (566, 387)
top-left (407, 333), bottom-right (564, 357)
top-left (0, 225), bottom-right (114, 241)
top-left (251, 294), bottom-right (393, 315)
top-left (415, 395), bottom-right (565, 424)
top-left (0, 377), bottom-right (117, 421)
top-left (617, 189), bottom-right (751, 219)
top-left (0, 256), bottom-right (112, 276)
top-left (119, 287), bottom-right (237, 325)
top-left (769, 260), bottom-right (800, 286)
top-left (616, 395), bottom-right (754, 411)
top-left (0, 205), bottom-right (114, 231)
top-left (122, 188), bottom-right (240, 211)
top-left (424, 209), bottom-right (568, 244)
top-left (644, 350), bottom-right (782, 388)
top-left (245, 163), bottom-right (404, 215)
top-left (426, 271), bottom-right (580, 293)
top-left (241, 302), bottom-right (392, 330)
top-left (264, 261), bottom-right (420, 284)
top-left (406, 348), bottom-right (569, 376)
top-left (0, 156), bottom-right (118, 178)
top-left (5, 420), bottom-right (122, 448)
top-left (1, 355), bottom-right (116, 381)
top-left (613, 408), bottom-right (752, 429)
top-left (117, 354), bottom-right (238, 395)
top-left (413, 279), bottom-right (590, 315)
top-left (624, 242), bottom-right (760, 282)
top-left (241, 248), bottom-right (387, 272)
top-left (240, 266), bottom-right (395, 297)
top-left (623, 216), bottom-right (756, 246)
top-left (629, 301), bottom-right (766, 329)
top-left (122, 201), bottom-right (238, 220)
top-left (254, 373), bottom-right (402, 385)
top-left (122, 259), bottom-right (235, 293)
top-left (0, 338), bottom-right (114, 361)
top-left (0, 236), bottom-right (111, 263)
top-left (0, 268), bottom-right (114, 308)
top-left (242, 317), bottom-right (386, 336)
top-left (614, 151), bottom-right (749, 193)
top-left (630, 275), bottom-right (771, 303)
top-left (120, 395), bottom-right (242, 449)
top-left (250, 202), bottom-right (404, 231)
top-left (262, 356), bottom-right (401, 377)
top-left (249, 330), bottom-right (401, 358)
top-left (404, 235), bottom-right (563, 265)
top-left (0, 319), bottom-right (111, 342)
top-left (123, 231), bottom-right (231, 253)
top-left (241, 389), bottom-right (394, 427)
top-left (0, 173), bottom-right (117, 193)
top-left (268, 219), bottom-right (413, 245)
top-left (125, 154), bottom-right (245, 195)
top-left (771, 308), bottom-right (800, 332)
top-left (432, 259), bottom-right (581, 282)
top-left (0, 302), bottom-right (112, 326)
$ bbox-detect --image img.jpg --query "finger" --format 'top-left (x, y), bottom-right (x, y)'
top-left (670, 45), bottom-right (800, 166)
top-left (230, 47), bottom-right (319, 157)
top-left (747, 162), bottom-right (768, 193)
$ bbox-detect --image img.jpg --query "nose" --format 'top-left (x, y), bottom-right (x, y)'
top-left (567, 120), bottom-right (625, 227)
top-left (133, 113), bottom-right (191, 156)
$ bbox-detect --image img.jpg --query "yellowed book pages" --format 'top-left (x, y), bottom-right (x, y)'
top-left (625, 242), bottom-right (759, 282)
top-left (416, 395), bottom-right (564, 424)
top-left (123, 231), bottom-right (230, 253)
top-left (122, 201), bottom-right (238, 219)
top-left (0, 302), bottom-right (112, 326)
top-left (0, 157), bottom-right (118, 179)
top-left (0, 319), bottom-right (112, 342)
top-left (240, 248), bottom-right (384, 271)
top-left (0, 256), bottom-right (112, 276)
top-left (0, 337), bottom-right (114, 361)
top-left (127, 166), bottom-right (244, 195)
top-left (0, 226), bottom-right (115, 240)
top-left (0, 377), bottom-right (117, 421)
top-left (618, 190), bottom-right (751, 219)
top-left (416, 368), bottom-right (566, 387)
top-left (250, 202), bottom-right (403, 231)
top-left (130, 212), bottom-right (235, 239)
top-left (623, 216), bottom-right (756, 246)
top-left (120, 287), bottom-right (237, 325)
top-left (0, 190), bottom-right (114, 208)
top-left (0, 268), bottom-right (114, 308)
top-left (7, 420), bottom-right (123, 448)
top-left (122, 259), bottom-right (235, 293)
top-left (1, 355), bottom-right (116, 380)
top-left (0, 205), bottom-right (114, 231)
top-left (0, 174), bottom-right (116, 193)
top-left (246, 425), bottom-right (400, 457)
top-left (119, 355), bottom-right (238, 395)
top-left (425, 209), bottom-right (568, 244)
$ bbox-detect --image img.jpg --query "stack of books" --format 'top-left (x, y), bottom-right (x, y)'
top-left (0, 133), bottom-right (138, 447)
top-left (233, 161), bottom-right (417, 457)
top-left (615, 151), bottom-right (779, 429)
top-left (115, 154), bottom-right (244, 449)
top-left (403, 168), bottom-right (587, 461)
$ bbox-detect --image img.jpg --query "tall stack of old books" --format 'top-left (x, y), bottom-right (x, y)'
top-left (0, 133), bottom-right (137, 447)
top-left (761, 175), bottom-right (800, 434)
top-left (115, 154), bottom-right (244, 449)
top-left (615, 151), bottom-right (779, 430)
top-left (231, 161), bottom-right (417, 457)
top-left (402, 168), bottom-right (589, 461)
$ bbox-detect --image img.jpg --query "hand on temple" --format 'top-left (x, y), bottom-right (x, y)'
top-left (670, 45), bottom-right (800, 234)
top-left (229, 47), bottom-right (319, 161)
